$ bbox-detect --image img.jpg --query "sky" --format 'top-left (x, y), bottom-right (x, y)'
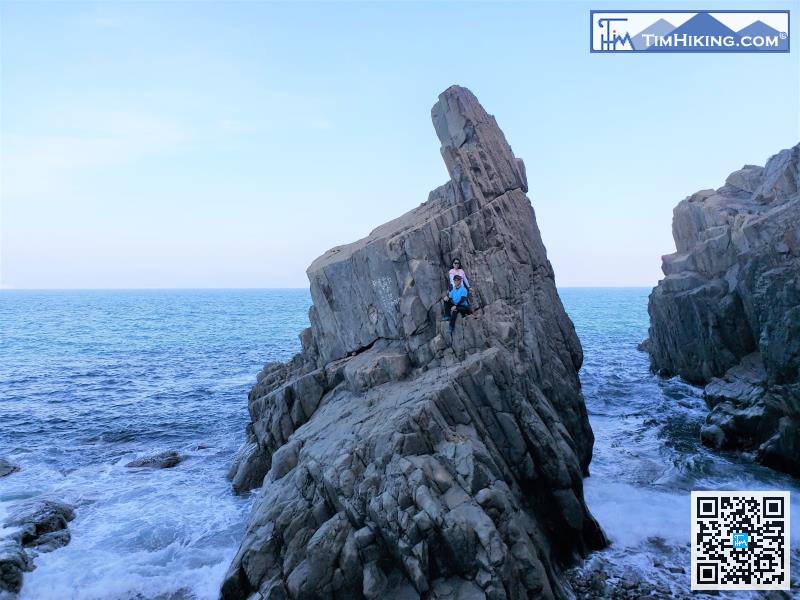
top-left (1, 0), bottom-right (798, 289)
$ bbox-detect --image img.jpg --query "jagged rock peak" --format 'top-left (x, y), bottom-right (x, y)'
top-left (432, 86), bottom-right (528, 202)
top-left (647, 142), bottom-right (800, 477)
top-left (222, 85), bottom-right (605, 600)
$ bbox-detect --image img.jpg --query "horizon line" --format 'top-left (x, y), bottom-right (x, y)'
top-left (0, 285), bottom-right (656, 291)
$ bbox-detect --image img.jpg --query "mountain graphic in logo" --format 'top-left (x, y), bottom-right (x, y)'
top-left (645, 12), bottom-right (736, 52)
top-left (632, 18), bottom-right (676, 50)
top-left (737, 20), bottom-right (789, 51)
top-left (670, 12), bottom-right (736, 37)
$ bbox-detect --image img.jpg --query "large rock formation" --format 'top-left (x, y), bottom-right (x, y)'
top-left (647, 143), bottom-right (800, 477)
top-left (222, 85), bottom-right (606, 600)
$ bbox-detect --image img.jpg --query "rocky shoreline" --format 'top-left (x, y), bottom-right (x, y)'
top-left (0, 499), bottom-right (75, 597)
top-left (646, 143), bottom-right (800, 477)
top-left (222, 86), bottom-right (606, 599)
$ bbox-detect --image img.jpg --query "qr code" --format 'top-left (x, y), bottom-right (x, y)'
top-left (691, 491), bottom-right (790, 590)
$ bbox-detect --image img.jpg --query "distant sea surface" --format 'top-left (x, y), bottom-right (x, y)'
top-left (1, 289), bottom-right (797, 599)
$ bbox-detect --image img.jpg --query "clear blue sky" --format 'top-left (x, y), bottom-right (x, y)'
top-left (2, 1), bottom-right (798, 289)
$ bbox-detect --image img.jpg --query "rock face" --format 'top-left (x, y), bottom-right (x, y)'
top-left (647, 143), bottom-right (800, 477)
top-left (222, 85), bottom-right (606, 600)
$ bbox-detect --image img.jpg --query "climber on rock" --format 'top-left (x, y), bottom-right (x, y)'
top-left (448, 258), bottom-right (469, 290)
top-left (443, 275), bottom-right (472, 332)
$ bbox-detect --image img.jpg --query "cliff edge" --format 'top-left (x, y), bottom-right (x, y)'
top-left (222, 85), bottom-right (606, 600)
top-left (647, 143), bottom-right (800, 477)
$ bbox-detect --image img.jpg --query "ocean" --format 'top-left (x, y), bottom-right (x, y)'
top-left (1, 288), bottom-right (797, 599)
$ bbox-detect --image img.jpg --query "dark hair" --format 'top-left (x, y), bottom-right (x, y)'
top-left (452, 257), bottom-right (461, 266)
top-left (453, 274), bottom-right (462, 280)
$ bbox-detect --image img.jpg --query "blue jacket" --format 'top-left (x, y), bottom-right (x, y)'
top-left (449, 285), bottom-right (469, 306)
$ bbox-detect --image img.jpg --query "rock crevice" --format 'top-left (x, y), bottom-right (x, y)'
top-left (223, 85), bottom-right (605, 600)
top-left (647, 143), bottom-right (800, 477)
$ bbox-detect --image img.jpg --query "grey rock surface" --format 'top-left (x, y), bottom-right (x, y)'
top-left (222, 85), bottom-right (606, 600)
top-left (647, 143), bottom-right (800, 477)
top-left (5, 500), bottom-right (75, 550)
top-left (0, 537), bottom-right (32, 596)
top-left (0, 460), bottom-right (19, 478)
top-left (0, 500), bottom-right (75, 596)
top-left (125, 450), bottom-right (182, 469)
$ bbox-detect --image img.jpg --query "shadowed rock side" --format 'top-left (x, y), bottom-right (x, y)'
top-left (647, 143), bottom-right (800, 477)
top-left (222, 85), bottom-right (606, 600)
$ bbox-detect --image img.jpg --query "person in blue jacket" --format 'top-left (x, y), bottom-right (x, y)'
top-left (443, 275), bottom-right (472, 332)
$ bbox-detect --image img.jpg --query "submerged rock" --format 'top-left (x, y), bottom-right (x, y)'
top-left (125, 450), bottom-right (182, 469)
top-left (0, 459), bottom-right (19, 478)
top-left (647, 143), bottom-right (800, 477)
top-left (222, 85), bottom-right (606, 600)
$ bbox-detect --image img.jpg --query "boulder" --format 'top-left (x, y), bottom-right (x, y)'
top-left (221, 85), bottom-right (606, 600)
top-left (0, 537), bottom-right (33, 595)
top-left (647, 143), bottom-right (800, 477)
top-left (125, 450), bottom-right (182, 469)
top-left (1, 499), bottom-right (76, 596)
top-left (5, 500), bottom-right (75, 550)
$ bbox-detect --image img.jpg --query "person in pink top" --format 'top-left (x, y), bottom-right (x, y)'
top-left (448, 258), bottom-right (470, 290)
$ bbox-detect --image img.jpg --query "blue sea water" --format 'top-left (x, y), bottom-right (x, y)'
top-left (0, 288), bottom-right (797, 599)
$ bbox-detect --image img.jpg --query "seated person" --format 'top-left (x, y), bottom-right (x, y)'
top-left (443, 275), bottom-right (472, 332)
top-left (448, 258), bottom-right (470, 290)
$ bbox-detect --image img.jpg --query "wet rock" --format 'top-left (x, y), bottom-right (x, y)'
top-left (6, 500), bottom-right (75, 550)
top-left (125, 450), bottom-right (182, 469)
top-left (221, 86), bottom-right (605, 600)
top-left (647, 143), bottom-right (800, 477)
top-left (0, 459), bottom-right (19, 478)
top-left (1, 500), bottom-right (75, 596)
top-left (0, 537), bottom-right (33, 595)
top-left (26, 529), bottom-right (71, 554)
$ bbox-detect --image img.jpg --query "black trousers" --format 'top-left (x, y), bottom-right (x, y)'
top-left (444, 299), bottom-right (472, 329)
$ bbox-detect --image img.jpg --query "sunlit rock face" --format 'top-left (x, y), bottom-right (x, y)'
top-left (222, 85), bottom-right (606, 600)
top-left (647, 143), bottom-right (800, 477)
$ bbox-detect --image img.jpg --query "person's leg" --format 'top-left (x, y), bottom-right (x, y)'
top-left (443, 298), bottom-right (453, 320)
top-left (450, 305), bottom-right (472, 333)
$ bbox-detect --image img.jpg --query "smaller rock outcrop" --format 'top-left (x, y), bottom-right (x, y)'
top-left (125, 450), bottom-right (182, 469)
top-left (0, 500), bottom-right (75, 596)
top-left (0, 459), bottom-right (19, 478)
top-left (647, 143), bottom-right (800, 476)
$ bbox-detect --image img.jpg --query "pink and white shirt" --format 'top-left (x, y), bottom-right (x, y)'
top-left (448, 268), bottom-right (470, 288)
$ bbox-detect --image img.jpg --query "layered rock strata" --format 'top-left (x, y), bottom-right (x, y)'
top-left (222, 85), bottom-right (606, 600)
top-left (647, 143), bottom-right (800, 477)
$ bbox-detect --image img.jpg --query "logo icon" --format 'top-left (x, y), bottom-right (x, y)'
top-left (732, 532), bottom-right (749, 549)
top-left (591, 11), bottom-right (790, 53)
